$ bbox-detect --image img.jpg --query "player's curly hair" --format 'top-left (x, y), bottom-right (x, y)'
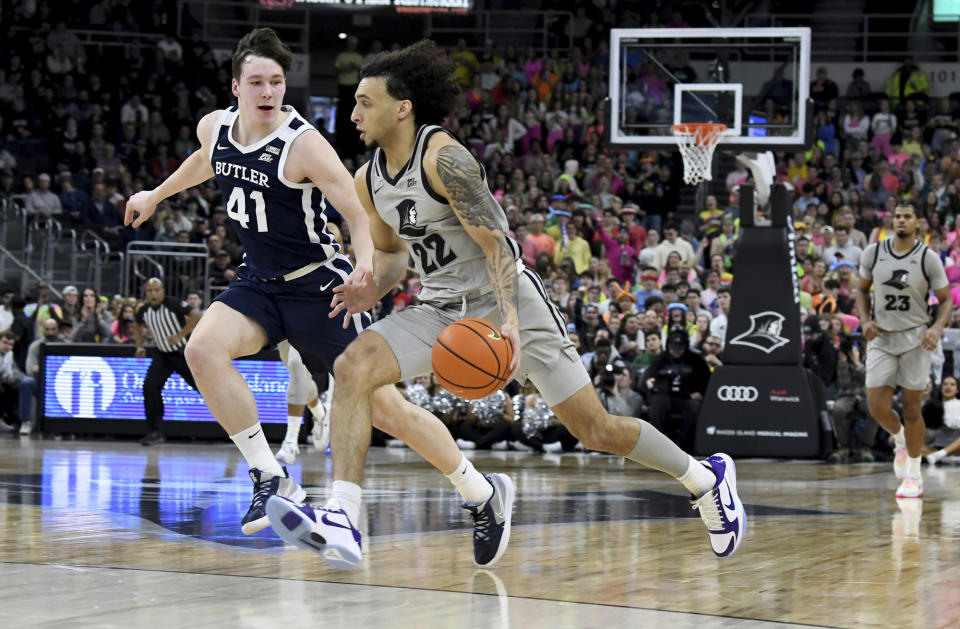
top-left (232, 28), bottom-right (292, 79)
top-left (360, 39), bottom-right (461, 127)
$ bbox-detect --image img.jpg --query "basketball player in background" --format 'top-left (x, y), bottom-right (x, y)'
top-left (855, 203), bottom-right (952, 498)
top-left (275, 220), bottom-right (346, 462)
top-left (125, 30), bottom-right (509, 554)
top-left (267, 40), bottom-right (746, 570)
top-left (274, 340), bottom-right (327, 464)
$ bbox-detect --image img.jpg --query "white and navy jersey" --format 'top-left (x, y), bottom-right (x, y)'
top-left (367, 124), bottom-right (520, 304)
top-left (860, 238), bottom-right (949, 332)
top-left (209, 106), bottom-right (340, 279)
top-left (136, 297), bottom-right (193, 353)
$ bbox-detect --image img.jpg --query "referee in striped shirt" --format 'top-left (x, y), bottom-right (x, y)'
top-left (134, 278), bottom-right (201, 445)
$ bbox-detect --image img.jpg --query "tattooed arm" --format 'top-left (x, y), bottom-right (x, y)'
top-left (423, 137), bottom-right (521, 378)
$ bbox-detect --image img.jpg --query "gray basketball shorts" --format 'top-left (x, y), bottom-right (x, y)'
top-left (367, 269), bottom-right (589, 407)
top-left (865, 325), bottom-right (931, 391)
top-left (278, 340), bottom-right (319, 406)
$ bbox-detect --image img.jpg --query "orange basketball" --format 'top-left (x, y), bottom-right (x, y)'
top-left (431, 318), bottom-right (514, 399)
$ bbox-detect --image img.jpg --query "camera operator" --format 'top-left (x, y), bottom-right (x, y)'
top-left (827, 334), bottom-right (876, 462)
top-left (595, 359), bottom-right (645, 417)
top-left (584, 337), bottom-right (618, 380)
top-left (803, 315), bottom-right (838, 397)
top-left (641, 328), bottom-right (711, 449)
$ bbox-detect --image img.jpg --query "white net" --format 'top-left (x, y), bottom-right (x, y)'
top-left (672, 123), bottom-right (726, 185)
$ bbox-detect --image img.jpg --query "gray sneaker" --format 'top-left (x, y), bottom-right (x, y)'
top-left (461, 473), bottom-right (515, 567)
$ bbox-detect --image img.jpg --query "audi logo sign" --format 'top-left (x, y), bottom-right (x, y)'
top-left (717, 386), bottom-right (759, 402)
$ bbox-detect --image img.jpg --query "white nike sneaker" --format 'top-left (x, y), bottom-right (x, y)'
top-left (275, 439), bottom-right (299, 465)
top-left (456, 439), bottom-right (477, 450)
top-left (896, 474), bottom-right (923, 499)
top-left (893, 446), bottom-right (907, 479)
top-left (691, 453), bottom-right (747, 558)
top-left (925, 449), bottom-right (947, 466)
top-left (266, 497), bottom-right (363, 570)
top-left (309, 400), bottom-right (330, 452)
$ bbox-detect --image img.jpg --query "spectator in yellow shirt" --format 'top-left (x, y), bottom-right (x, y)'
top-left (885, 57), bottom-right (929, 107)
top-left (902, 127), bottom-right (923, 158)
top-left (450, 38), bottom-right (479, 88)
top-left (786, 152), bottom-right (808, 185)
top-left (554, 222), bottom-right (591, 275)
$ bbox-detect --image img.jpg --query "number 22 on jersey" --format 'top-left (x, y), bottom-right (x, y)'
top-left (227, 187), bottom-right (268, 232)
top-left (412, 233), bottom-right (457, 274)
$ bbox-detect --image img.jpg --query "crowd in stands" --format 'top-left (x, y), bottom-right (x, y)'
top-left (4, 1), bottom-right (960, 458)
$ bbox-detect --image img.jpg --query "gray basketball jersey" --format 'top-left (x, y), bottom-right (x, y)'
top-left (860, 238), bottom-right (948, 332)
top-left (367, 124), bottom-right (520, 304)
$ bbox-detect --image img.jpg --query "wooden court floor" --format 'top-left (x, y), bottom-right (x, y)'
top-left (0, 437), bottom-right (958, 629)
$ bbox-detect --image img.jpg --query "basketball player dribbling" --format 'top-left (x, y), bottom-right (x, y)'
top-left (124, 29), bottom-right (510, 558)
top-left (266, 40), bottom-right (747, 570)
top-left (855, 203), bottom-right (952, 498)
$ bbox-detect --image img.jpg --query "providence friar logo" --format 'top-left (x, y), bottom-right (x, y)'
top-left (729, 311), bottom-right (790, 354)
top-left (396, 199), bottom-right (427, 237)
top-left (882, 269), bottom-right (910, 291)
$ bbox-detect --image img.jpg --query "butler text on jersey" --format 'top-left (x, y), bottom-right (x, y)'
top-left (214, 161), bottom-right (271, 188)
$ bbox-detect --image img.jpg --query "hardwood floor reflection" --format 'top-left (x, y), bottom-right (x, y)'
top-left (0, 439), bottom-right (957, 628)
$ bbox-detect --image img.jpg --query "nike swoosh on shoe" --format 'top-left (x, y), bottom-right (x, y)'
top-left (321, 511), bottom-right (362, 543)
top-left (719, 483), bottom-right (738, 525)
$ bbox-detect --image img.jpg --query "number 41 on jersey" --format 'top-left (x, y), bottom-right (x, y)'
top-left (227, 187), bottom-right (268, 232)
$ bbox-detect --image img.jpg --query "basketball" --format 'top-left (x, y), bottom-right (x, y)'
top-left (431, 318), bottom-right (514, 399)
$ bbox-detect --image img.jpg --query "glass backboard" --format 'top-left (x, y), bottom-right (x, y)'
top-left (607, 27), bottom-right (813, 151)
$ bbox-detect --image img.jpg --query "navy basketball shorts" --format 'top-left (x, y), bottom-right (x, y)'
top-left (214, 254), bottom-right (371, 377)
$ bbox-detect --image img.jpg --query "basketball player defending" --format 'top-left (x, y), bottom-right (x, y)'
top-left (855, 203), bottom-right (951, 498)
top-left (124, 30), bottom-right (510, 557)
top-left (266, 40), bottom-right (746, 569)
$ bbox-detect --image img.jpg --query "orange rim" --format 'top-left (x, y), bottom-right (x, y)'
top-left (671, 122), bottom-right (727, 146)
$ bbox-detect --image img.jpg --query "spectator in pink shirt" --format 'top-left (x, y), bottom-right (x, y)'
top-left (598, 220), bottom-right (638, 285)
top-left (621, 203), bottom-right (647, 251)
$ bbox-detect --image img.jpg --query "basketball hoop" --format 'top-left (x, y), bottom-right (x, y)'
top-left (671, 123), bottom-right (727, 185)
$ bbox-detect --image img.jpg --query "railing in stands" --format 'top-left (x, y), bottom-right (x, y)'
top-left (26, 217), bottom-right (64, 283)
top-left (744, 13), bottom-right (960, 62)
top-left (7, 27), bottom-right (163, 51)
top-left (123, 242), bottom-right (211, 306)
top-left (0, 199), bottom-right (29, 280)
top-left (70, 29), bottom-right (163, 49)
top-left (207, 279), bottom-right (229, 299)
top-left (78, 230), bottom-right (112, 297)
top-left (66, 228), bottom-right (78, 286)
top-left (424, 10), bottom-right (574, 55)
top-left (0, 243), bottom-right (59, 299)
